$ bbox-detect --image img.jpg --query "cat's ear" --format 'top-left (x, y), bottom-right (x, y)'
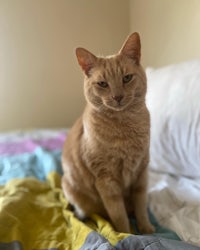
top-left (76, 48), bottom-right (97, 76)
top-left (119, 32), bottom-right (141, 65)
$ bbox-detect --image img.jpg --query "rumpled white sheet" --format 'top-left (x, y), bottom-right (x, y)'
top-left (149, 170), bottom-right (200, 246)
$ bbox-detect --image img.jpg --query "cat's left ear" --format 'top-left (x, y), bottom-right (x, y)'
top-left (76, 48), bottom-right (97, 76)
top-left (119, 32), bottom-right (141, 65)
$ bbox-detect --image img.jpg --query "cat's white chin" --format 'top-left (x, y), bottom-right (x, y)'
top-left (105, 103), bottom-right (129, 112)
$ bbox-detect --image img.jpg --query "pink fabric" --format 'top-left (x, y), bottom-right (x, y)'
top-left (0, 133), bottom-right (66, 156)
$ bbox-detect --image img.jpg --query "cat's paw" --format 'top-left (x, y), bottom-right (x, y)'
top-left (74, 206), bottom-right (88, 221)
top-left (138, 223), bottom-right (155, 234)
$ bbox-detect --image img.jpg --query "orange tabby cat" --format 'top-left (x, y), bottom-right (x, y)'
top-left (62, 32), bottom-right (155, 234)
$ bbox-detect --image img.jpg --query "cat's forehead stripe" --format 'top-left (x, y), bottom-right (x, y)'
top-left (98, 57), bottom-right (125, 79)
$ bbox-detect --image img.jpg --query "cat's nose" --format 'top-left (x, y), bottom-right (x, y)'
top-left (112, 95), bottom-right (124, 103)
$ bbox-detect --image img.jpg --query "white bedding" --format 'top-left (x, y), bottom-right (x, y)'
top-left (149, 170), bottom-right (200, 246)
top-left (146, 59), bottom-right (200, 247)
top-left (146, 59), bottom-right (200, 178)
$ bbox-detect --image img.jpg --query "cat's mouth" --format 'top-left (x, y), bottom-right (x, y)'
top-left (104, 100), bottom-right (131, 111)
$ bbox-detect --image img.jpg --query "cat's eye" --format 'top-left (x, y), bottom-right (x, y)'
top-left (123, 74), bottom-right (133, 84)
top-left (97, 81), bottom-right (109, 88)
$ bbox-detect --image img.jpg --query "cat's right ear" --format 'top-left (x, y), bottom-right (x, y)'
top-left (75, 48), bottom-right (97, 76)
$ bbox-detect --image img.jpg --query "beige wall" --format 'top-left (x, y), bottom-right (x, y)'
top-left (0, 0), bottom-right (129, 131)
top-left (1, 0), bottom-right (200, 131)
top-left (130, 0), bottom-right (200, 68)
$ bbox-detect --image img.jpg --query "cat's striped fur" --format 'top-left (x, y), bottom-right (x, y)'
top-left (62, 33), bottom-right (155, 234)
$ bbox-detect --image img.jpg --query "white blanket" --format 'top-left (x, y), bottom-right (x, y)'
top-left (149, 170), bottom-right (200, 246)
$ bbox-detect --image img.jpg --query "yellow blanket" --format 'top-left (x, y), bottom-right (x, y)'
top-left (0, 172), bottom-right (127, 249)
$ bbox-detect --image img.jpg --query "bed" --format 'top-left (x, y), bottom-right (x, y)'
top-left (0, 59), bottom-right (200, 250)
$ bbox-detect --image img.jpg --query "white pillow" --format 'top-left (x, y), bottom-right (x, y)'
top-left (146, 59), bottom-right (200, 178)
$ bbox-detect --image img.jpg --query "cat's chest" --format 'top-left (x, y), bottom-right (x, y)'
top-left (96, 128), bottom-right (147, 157)
top-left (83, 108), bottom-right (149, 148)
top-left (83, 115), bottom-right (148, 175)
top-left (82, 129), bottom-right (144, 189)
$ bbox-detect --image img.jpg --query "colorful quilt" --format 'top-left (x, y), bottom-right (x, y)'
top-left (0, 130), bottom-right (199, 250)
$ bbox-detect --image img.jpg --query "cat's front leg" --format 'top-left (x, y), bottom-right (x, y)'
top-left (130, 166), bottom-right (155, 234)
top-left (95, 177), bottom-right (130, 233)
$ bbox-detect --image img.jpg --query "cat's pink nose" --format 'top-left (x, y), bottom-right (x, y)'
top-left (112, 95), bottom-right (124, 103)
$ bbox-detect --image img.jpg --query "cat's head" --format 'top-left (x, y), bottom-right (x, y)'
top-left (76, 32), bottom-right (147, 112)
